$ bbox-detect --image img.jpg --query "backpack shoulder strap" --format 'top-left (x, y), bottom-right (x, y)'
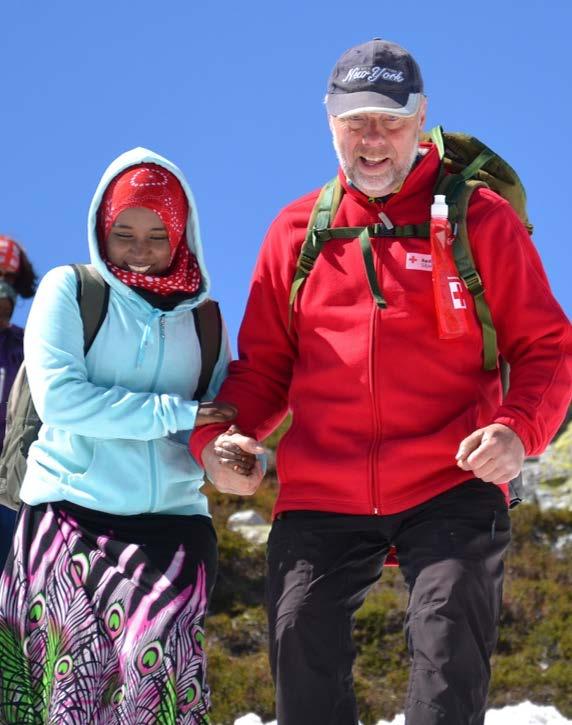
top-left (288, 177), bottom-right (343, 323)
top-left (431, 127), bottom-right (498, 371)
top-left (192, 300), bottom-right (222, 401)
top-left (71, 264), bottom-right (110, 355)
top-left (447, 180), bottom-right (498, 371)
top-left (309, 176), bottom-right (343, 233)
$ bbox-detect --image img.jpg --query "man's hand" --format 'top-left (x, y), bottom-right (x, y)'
top-left (455, 423), bottom-right (525, 485)
top-left (202, 425), bottom-right (266, 495)
top-left (195, 401), bottom-right (237, 427)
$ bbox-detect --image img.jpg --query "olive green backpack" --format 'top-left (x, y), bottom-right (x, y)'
top-left (288, 126), bottom-right (532, 507)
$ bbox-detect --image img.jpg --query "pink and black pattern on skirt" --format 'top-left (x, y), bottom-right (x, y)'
top-left (0, 503), bottom-right (217, 724)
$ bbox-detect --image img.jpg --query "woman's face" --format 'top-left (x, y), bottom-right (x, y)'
top-left (106, 207), bottom-right (172, 275)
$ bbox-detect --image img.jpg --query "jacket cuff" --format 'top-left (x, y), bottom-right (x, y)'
top-left (189, 423), bottom-right (227, 465)
top-left (492, 416), bottom-right (532, 456)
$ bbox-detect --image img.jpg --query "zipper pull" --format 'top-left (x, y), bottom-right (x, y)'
top-left (378, 211), bottom-right (394, 229)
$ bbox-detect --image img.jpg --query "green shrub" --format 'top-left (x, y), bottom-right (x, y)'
top-left (209, 528), bottom-right (267, 616)
top-left (207, 644), bottom-right (275, 725)
top-left (209, 607), bottom-right (268, 656)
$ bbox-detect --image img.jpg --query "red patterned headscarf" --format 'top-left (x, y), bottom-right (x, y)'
top-left (98, 163), bottom-right (202, 296)
top-left (0, 236), bottom-right (21, 274)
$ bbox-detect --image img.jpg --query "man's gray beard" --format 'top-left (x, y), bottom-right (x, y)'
top-left (332, 135), bottom-right (419, 198)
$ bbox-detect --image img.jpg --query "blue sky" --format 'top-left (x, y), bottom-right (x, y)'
top-left (2, 0), bottom-right (570, 346)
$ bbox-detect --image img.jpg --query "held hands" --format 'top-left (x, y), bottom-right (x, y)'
top-left (455, 423), bottom-right (525, 485)
top-left (203, 424), bottom-right (267, 496)
top-left (195, 401), bottom-right (237, 427)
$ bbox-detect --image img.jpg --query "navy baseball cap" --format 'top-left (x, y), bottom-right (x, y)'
top-left (325, 39), bottom-right (424, 118)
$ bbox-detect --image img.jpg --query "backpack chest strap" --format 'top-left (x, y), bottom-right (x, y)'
top-left (314, 222), bottom-right (430, 309)
top-left (314, 222), bottom-right (429, 242)
top-left (289, 176), bottom-right (430, 322)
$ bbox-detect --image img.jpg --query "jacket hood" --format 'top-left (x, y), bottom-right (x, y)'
top-left (87, 147), bottom-right (211, 307)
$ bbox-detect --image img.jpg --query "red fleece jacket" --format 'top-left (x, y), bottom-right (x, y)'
top-left (191, 144), bottom-right (571, 516)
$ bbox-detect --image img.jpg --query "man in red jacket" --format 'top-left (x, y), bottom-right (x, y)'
top-left (191, 39), bottom-right (571, 725)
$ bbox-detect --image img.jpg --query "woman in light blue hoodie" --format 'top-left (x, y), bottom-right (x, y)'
top-left (0, 149), bottom-right (251, 723)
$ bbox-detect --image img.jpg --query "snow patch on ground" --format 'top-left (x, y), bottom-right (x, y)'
top-left (234, 702), bottom-right (572, 725)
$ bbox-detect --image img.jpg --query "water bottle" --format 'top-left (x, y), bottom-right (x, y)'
top-left (430, 195), bottom-right (469, 339)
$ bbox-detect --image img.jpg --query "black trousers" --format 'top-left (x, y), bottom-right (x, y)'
top-left (266, 480), bottom-right (511, 725)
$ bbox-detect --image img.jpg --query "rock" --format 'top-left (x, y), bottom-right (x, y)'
top-left (230, 524), bottom-right (272, 546)
top-left (536, 479), bottom-right (572, 512)
top-left (227, 510), bottom-right (271, 546)
top-left (554, 532), bottom-right (572, 556)
top-left (228, 510), bottom-right (267, 528)
top-left (234, 715), bottom-right (266, 725)
top-left (520, 423), bottom-right (572, 511)
top-left (521, 457), bottom-right (543, 500)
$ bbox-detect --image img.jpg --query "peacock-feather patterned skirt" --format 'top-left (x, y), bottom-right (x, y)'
top-left (0, 502), bottom-right (218, 724)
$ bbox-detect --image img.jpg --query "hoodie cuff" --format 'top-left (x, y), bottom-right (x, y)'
top-left (173, 400), bottom-right (199, 432)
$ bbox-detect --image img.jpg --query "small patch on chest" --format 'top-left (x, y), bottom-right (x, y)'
top-left (405, 252), bottom-right (432, 271)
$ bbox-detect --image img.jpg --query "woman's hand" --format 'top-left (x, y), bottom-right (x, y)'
top-left (202, 425), bottom-right (267, 494)
top-left (195, 401), bottom-right (237, 426)
top-left (214, 424), bottom-right (259, 476)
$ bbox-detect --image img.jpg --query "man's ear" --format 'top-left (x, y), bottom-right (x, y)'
top-left (417, 97), bottom-right (428, 131)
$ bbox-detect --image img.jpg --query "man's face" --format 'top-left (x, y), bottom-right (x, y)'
top-left (329, 101), bottom-right (426, 198)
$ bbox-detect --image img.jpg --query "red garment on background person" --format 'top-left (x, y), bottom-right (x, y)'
top-left (0, 237), bottom-right (21, 274)
top-left (98, 163), bottom-right (202, 296)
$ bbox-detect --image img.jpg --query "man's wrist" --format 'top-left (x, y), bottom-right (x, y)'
top-left (492, 417), bottom-right (529, 455)
top-left (189, 424), bottom-right (226, 465)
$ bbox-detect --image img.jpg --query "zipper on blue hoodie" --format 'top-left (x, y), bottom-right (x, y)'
top-left (148, 314), bottom-right (167, 511)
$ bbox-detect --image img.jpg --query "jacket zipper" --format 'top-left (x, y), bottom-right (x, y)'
top-left (148, 315), bottom-right (166, 511)
top-left (368, 233), bottom-right (384, 515)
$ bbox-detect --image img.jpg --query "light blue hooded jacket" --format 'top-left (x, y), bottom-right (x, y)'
top-left (20, 148), bottom-right (230, 517)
